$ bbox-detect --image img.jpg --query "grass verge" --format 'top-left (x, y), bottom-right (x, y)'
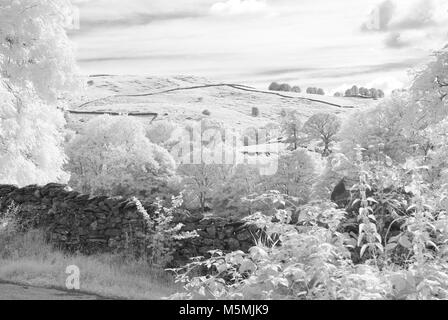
top-left (0, 230), bottom-right (179, 299)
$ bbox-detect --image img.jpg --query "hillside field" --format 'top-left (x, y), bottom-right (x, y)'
top-left (67, 75), bottom-right (380, 131)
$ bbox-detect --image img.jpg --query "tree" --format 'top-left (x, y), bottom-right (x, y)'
top-left (338, 93), bottom-right (425, 163)
top-left (303, 113), bottom-right (341, 156)
top-left (280, 109), bottom-right (304, 151)
top-left (0, 0), bottom-right (80, 186)
top-left (211, 163), bottom-right (262, 217)
top-left (317, 88), bottom-right (325, 95)
top-left (259, 149), bottom-right (316, 204)
top-left (66, 115), bottom-right (177, 199)
top-left (410, 46), bottom-right (448, 127)
top-left (307, 87), bottom-right (317, 94)
top-left (146, 120), bottom-right (177, 147)
top-left (278, 83), bottom-right (291, 92)
top-left (334, 92), bottom-right (342, 97)
top-left (178, 146), bottom-right (234, 212)
top-left (291, 86), bottom-right (301, 93)
top-left (351, 85), bottom-right (359, 96)
top-left (269, 82), bottom-right (280, 91)
top-left (359, 87), bottom-right (370, 97)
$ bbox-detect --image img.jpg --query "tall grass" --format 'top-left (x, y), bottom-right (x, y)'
top-left (0, 229), bottom-right (179, 299)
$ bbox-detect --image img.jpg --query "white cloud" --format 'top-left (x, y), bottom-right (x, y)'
top-left (362, 0), bottom-right (448, 49)
top-left (71, 0), bottom-right (442, 91)
top-left (210, 0), bottom-right (269, 16)
top-left (365, 76), bottom-right (405, 93)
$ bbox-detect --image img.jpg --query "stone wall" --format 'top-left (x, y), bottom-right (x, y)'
top-left (0, 184), bottom-right (256, 264)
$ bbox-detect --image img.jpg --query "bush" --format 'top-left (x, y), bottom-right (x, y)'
top-left (168, 155), bottom-right (448, 300)
top-left (202, 109), bottom-right (211, 116)
top-left (251, 107), bottom-right (260, 117)
top-left (144, 195), bottom-right (198, 268)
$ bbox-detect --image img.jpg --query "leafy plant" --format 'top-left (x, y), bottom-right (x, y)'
top-left (144, 194), bottom-right (198, 268)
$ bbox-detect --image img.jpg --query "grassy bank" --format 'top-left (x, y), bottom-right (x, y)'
top-left (0, 230), bottom-right (178, 299)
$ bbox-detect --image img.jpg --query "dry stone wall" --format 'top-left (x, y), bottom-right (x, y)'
top-left (0, 184), bottom-right (256, 264)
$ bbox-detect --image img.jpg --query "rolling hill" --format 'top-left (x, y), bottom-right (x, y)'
top-left (67, 75), bottom-right (380, 131)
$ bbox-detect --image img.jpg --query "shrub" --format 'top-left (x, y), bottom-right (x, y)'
top-left (167, 192), bottom-right (389, 300)
top-left (202, 109), bottom-right (211, 116)
top-left (144, 195), bottom-right (198, 268)
top-left (251, 107), bottom-right (260, 117)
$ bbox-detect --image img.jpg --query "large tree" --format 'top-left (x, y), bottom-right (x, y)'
top-left (0, 0), bottom-right (80, 186)
top-left (410, 46), bottom-right (448, 127)
top-left (303, 113), bottom-right (341, 156)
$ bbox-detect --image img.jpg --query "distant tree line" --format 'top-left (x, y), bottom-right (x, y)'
top-left (306, 87), bottom-right (325, 95)
top-left (269, 82), bottom-right (325, 95)
top-left (334, 85), bottom-right (385, 99)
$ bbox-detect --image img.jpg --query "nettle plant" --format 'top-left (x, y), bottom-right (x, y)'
top-left (167, 192), bottom-right (390, 300)
top-left (385, 164), bottom-right (448, 299)
top-left (351, 147), bottom-right (384, 266)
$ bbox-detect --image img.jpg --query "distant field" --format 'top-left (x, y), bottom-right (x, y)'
top-left (68, 75), bottom-right (380, 131)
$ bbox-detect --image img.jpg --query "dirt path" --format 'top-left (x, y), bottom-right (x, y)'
top-left (0, 281), bottom-right (109, 300)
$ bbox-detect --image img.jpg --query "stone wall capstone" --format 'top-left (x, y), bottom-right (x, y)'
top-left (0, 184), bottom-right (257, 264)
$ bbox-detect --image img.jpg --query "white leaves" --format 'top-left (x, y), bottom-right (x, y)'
top-left (239, 259), bottom-right (257, 274)
top-left (399, 235), bottom-right (413, 249)
top-left (360, 244), bottom-right (368, 258)
top-left (0, 0), bottom-right (81, 102)
top-left (385, 242), bottom-right (398, 251)
top-left (66, 115), bottom-right (177, 197)
top-left (0, 91), bottom-right (67, 186)
top-left (249, 246), bottom-right (269, 261)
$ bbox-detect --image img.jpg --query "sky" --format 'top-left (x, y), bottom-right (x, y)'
top-left (69, 0), bottom-right (448, 93)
